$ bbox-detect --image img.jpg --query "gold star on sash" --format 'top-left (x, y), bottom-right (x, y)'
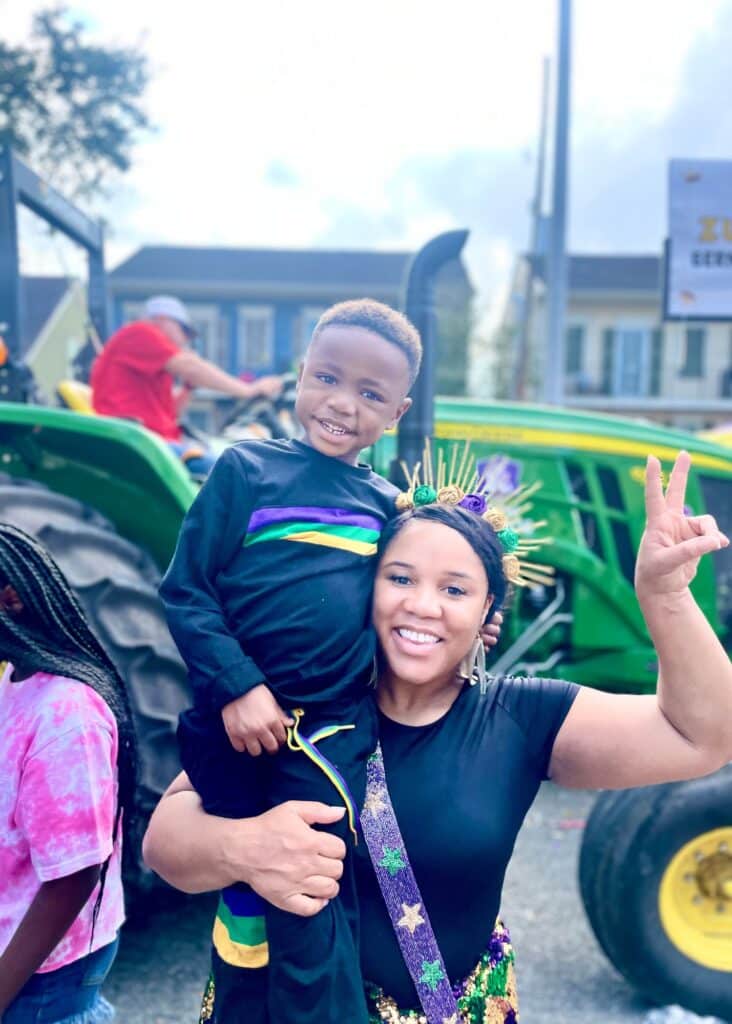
top-left (363, 786), bottom-right (387, 817)
top-left (397, 901), bottom-right (425, 935)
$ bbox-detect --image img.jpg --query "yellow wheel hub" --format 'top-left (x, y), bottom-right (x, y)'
top-left (658, 827), bottom-right (732, 972)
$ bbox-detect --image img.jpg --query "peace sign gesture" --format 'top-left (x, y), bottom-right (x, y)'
top-left (635, 451), bottom-right (729, 601)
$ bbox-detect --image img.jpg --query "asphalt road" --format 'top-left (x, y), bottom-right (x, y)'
top-left (105, 783), bottom-right (652, 1023)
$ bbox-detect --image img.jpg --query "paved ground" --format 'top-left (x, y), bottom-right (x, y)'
top-left (105, 783), bottom-right (652, 1023)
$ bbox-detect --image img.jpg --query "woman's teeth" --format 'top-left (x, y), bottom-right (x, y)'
top-left (397, 628), bottom-right (439, 645)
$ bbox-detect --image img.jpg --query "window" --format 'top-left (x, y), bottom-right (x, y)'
top-left (238, 306), bottom-right (274, 371)
top-left (611, 520), bottom-right (636, 584)
top-left (564, 325), bottom-right (584, 374)
top-left (597, 467), bottom-right (624, 511)
top-left (605, 325), bottom-right (662, 397)
top-left (680, 328), bottom-right (705, 378)
top-left (188, 304), bottom-right (228, 368)
top-left (614, 327), bottom-right (650, 396)
top-left (297, 306), bottom-right (327, 361)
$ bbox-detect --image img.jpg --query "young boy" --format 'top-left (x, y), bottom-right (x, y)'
top-left (160, 299), bottom-right (420, 1024)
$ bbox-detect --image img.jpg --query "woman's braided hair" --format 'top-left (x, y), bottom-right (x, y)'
top-left (0, 523), bottom-right (137, 925)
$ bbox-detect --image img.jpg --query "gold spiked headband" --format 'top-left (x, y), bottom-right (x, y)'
top-left (395, 440), bottom-right (555, 588)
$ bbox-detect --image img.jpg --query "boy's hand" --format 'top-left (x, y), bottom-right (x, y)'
top-left (481, 610), bottom-right (504, 650)
top-left (222, 685), bottom-right (294, 756)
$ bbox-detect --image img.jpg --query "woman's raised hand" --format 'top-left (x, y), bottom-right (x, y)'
top-left (635, 451), bottom-right (729, 601)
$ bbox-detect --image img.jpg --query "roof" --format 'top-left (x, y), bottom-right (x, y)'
top-left (20, 276), bottom-right (70, 349)
top-left (110, 245), bottom-right (413, 290)
top-left (531, 254), bottom-right (662, 293)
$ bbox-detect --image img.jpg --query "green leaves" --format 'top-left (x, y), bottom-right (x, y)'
top-left (0, 6), bottom-right (152, 200)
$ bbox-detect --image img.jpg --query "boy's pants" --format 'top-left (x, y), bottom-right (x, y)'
top-left (179, 697), bottom-right (377, 1024)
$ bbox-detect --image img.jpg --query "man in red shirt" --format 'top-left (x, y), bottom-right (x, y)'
top-left (91, 296), bottom-right (282, 474)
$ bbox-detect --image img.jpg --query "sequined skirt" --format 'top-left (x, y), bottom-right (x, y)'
top-left (365, 921), bottom-right (518, 1024)
top-left (198, 922), bottom-right (518, 1024)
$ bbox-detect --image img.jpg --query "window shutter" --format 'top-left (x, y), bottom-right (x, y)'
top-left (681, 327), bottom-right (705, 377)
top-left (601, 329), bottom-right (615, 394)
top-left (565, 325), bottom-right (584, 374)
top-left (650, 328), bottom-right (663, 396)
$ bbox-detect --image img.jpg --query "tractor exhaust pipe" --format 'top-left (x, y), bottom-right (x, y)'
top-left (392, 228), bottom-right (470, 485)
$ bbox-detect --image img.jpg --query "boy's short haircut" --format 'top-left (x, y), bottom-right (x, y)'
top-left (311, 298), bottom-right (422, 386)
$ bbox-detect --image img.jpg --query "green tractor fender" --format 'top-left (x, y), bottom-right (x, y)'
top-left (0, 403), bottom-right (197, 570)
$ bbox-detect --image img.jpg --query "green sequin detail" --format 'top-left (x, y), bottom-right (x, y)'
top-left (379, 845), bottom-right (406, 876)
top-left (419, 959), bottom-right (445, 992)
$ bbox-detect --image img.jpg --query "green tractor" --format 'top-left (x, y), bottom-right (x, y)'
top-left (1, 149), bottom-right (730, 1015)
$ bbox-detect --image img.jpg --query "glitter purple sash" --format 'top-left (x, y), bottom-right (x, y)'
top-left (361, 745), bottom-right (459, 1024)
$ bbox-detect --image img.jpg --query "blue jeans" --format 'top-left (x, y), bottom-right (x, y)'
top-left (3, 937), bottom-right (118, 1024)
top-left (168, 441), bottom-right (217, 477)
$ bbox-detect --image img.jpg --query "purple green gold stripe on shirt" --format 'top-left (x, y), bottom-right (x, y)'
top-left (244, 520), bottom-right (381, 556)
top-left (247, 505), bottom-right (382, 533)
top-left (212, 892), bottom-right (269, 968)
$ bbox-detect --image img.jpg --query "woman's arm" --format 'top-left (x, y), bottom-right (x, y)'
top-left (142, 773), bottom-right (347, 915)
top-left (550, 452), bottom-right (732, 789)
top-left (0, 866), bottom-right (101, 1014)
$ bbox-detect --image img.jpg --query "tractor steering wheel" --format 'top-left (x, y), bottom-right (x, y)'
top-left (218, 372), bottom-right (298, 431)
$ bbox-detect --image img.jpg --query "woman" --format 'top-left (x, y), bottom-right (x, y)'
top-left (0, 525), bottom-right (137, 1024)
top-left (143, 452), bottom-right (732, 1023)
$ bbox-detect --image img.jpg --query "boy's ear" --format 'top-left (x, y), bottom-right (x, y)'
top-left (295, 361), bottom-right (305, 389)
top-left (387, 396), bottom-right (412, 429)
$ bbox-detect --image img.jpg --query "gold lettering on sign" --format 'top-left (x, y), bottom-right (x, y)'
top-left (724, 219), bottom-right (732, 242)
top-left (698, 217), bottom-right (718, 242)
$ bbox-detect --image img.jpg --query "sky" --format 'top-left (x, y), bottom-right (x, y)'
top-left (5, 0), bottom-right (732, 325)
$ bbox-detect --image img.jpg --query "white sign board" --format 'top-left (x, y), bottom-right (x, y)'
top-left (666, 158), bottom-right (732, 320)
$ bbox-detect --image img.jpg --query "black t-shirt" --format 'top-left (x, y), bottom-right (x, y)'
top-left (356, 675), bottom-right (579, 1007)
top-left (160, 439), bottom-right (397, 712)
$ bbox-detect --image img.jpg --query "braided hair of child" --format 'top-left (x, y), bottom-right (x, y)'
top-left (0, 523), bottom-right (138, 935)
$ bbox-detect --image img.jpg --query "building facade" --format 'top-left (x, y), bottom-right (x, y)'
top-left (109, 245), bottom-right (473, 392)
top-left (18, 276), bottom-right (87, 400)
top-left (500, 254), bottom-right (732, 429)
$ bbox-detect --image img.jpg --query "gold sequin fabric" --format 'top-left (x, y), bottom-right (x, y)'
top-left (198, 974), bottom-right (215, 1023)
top-left (366, 925), bottom-right (518, 1024)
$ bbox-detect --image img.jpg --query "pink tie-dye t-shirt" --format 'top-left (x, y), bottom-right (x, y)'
top-left (0, 665), bottom-right (125, 973)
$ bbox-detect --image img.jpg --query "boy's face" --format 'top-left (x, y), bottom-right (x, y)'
top-left (296, 325), bottom-right (412, 465)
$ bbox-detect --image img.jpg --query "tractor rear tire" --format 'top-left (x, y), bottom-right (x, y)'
top-left (579, 769), bottom-right (732, 1019)
top-left (0, 481), bottom-right (190, 870)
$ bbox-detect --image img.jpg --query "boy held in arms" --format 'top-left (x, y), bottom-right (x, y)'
top-left (160, 299), bottom-right (420, 1024)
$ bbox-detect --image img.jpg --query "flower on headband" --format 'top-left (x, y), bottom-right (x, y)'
top-left (483, 507), bottom-right (508, 532)
top-left (437, 484), bottom-right (464, 504)
top-left (459, 493), bottom-right (487, 515)
top-left (497, 528), bottom-right (519, 554)
top-left (502, 554), bottom-right (521, 583)
top-left (395, 491), bottom-right (414, 511)
top-left (413, 484), bottom-right (438, 506)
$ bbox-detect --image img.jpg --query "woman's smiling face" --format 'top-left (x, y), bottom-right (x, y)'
top-left (372, 519), bottom-right (492, 690)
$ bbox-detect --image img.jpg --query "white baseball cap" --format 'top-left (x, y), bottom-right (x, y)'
top-left (144, 295), bottom-right (196, 335)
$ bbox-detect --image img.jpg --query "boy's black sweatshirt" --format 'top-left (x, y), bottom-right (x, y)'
top-left (160, 439), bottom-right (397, 714)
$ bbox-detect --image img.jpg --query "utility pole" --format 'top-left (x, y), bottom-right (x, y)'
top-left (511, 55), bottom-right (550, 400)
top-left (544, 0), bottom-right (572, 405)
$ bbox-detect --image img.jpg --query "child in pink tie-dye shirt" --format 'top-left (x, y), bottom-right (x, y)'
top-left (0, 526), bottom-right (137, 1024)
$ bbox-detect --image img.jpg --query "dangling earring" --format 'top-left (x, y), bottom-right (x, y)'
top-left (475, 634), bottom-right (487, 694)
top-left (368, 656), bottom-right (379, 689)
top-left (459, 634), bottom-right (487, 693)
